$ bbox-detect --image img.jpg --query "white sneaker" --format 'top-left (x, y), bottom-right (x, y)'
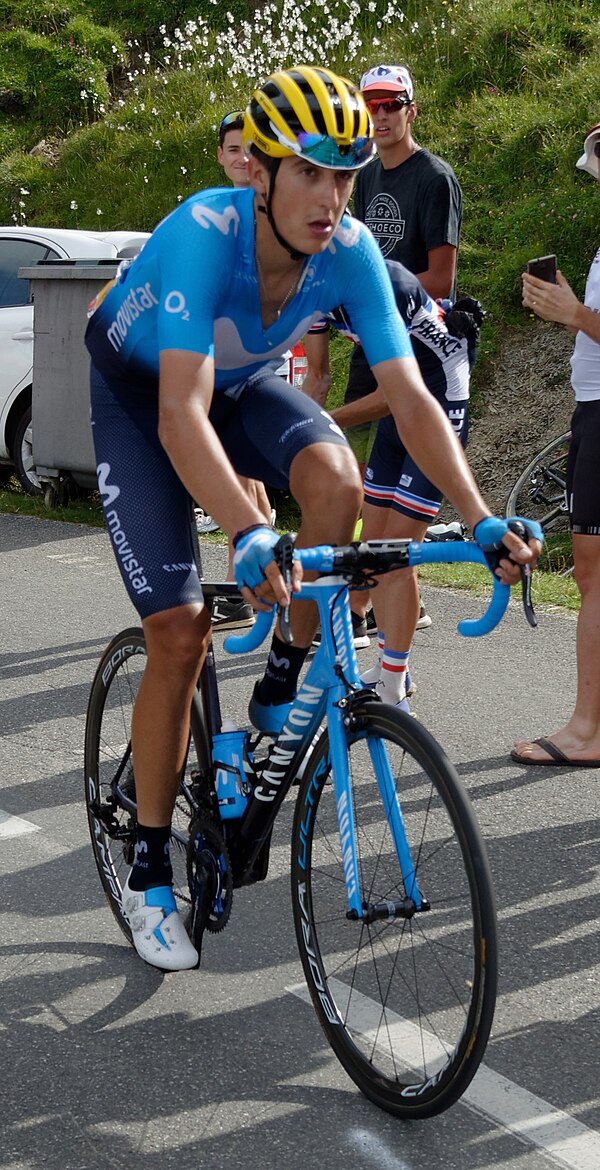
top-left (416, 604), bottom-right (432, 630)
top-left (121, 876), bottom-right (199, 971)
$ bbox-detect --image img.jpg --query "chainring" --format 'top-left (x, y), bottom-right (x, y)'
top-left (187, 815), bottom-right (233, 937)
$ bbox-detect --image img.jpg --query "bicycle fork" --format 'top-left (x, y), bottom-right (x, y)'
top-left (326, 694), bottom-right (426, 922)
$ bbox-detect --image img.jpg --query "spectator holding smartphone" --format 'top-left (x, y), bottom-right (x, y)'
top-left (512, 121), bottom-right (600, 767)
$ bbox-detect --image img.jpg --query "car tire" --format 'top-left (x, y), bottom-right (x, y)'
top-left (12, 404), bottom-right (42, 496)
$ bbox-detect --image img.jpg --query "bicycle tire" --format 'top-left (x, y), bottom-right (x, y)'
top-left (84, 627), bottom-right (211, 940)
top-left (505, 431), bottom-right (570, 533)
top-left (290, 701), bottom-right (497, 1119)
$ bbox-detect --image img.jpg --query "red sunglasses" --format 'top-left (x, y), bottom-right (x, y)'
top-left (366, 97), bottom-right (411, 115)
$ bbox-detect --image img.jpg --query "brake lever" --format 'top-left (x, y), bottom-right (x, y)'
top-left (520, 563), bottom-right (538, 628)
top-left (274, 532), bottom-right (295, 644)
top-left (508, 520), bottom-right (537, 628)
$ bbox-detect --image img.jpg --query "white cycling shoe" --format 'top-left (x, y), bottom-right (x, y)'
top-left (121, 876), bottom-right (199, 971)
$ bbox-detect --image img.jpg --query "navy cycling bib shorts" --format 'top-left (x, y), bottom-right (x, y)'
top-left (364, 400), bottom-right (468, 523)
top-left (91, 363), bottom-right (348, 618)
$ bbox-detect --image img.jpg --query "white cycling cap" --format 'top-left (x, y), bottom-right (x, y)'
top-left (575, 121), bottom-right (600, 177)
top-left (360, 65), bottom-right (414, 102)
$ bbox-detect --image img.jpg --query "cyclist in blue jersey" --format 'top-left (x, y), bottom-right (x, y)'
top-left (85, 65), bottom-right (540, 971)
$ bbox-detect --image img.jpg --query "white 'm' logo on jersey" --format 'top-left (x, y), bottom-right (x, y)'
top-left (191, 203), bottom-right (240, 236)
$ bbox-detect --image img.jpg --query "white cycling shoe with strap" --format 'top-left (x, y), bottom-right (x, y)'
top-left (121, 876), bottom-right (199, 971)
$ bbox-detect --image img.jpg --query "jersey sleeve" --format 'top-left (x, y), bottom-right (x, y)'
top-left (418, 170), bottom-right (462, 251)
top-left (336, 220), bottom-right (414, 366)
top-left (153, 193), bottom-right (239, 357)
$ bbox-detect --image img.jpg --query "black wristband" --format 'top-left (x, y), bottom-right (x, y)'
top-left (232, 523), bottom-right (272, 549)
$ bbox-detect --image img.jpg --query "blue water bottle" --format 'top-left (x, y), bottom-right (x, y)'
top-left (212, 721), bottom-right (251, 820)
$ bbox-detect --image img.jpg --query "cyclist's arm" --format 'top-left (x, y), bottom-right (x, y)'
top-left (523, 271), bottom-right (600, 341)
top-left (372, 354), bottom-right (540, 578)
top-left (158, 349), bottom-right (290, 606)
top-left (330, 388), bottom-right (390, 427)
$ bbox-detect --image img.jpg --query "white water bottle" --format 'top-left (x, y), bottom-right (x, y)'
top-left (212, 720), bottom-right (250, 820)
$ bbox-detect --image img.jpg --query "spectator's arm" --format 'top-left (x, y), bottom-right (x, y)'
top-left (414, 243), bottom-right (458, 300)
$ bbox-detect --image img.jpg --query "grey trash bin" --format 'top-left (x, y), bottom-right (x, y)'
top-left (18, 258), bottom-right (118, 500)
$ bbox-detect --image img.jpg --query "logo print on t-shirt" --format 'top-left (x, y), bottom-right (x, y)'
top-left (364, 193), bottom-right (405, 258)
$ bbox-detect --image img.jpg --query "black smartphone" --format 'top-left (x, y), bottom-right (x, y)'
top-left (526, 254), bottom-right (557, 283)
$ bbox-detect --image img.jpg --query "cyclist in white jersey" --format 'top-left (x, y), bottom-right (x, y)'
top-left (513, 121), bottom-right (600, 767)
top-left (85, 65), bottom-right (540, 970)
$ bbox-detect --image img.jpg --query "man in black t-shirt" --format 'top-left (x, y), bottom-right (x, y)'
top-left (357, 64), bottom-right (462, 296)
top-left (345, 64), bottom-right (463, 637)
top-left (345, 64), bottom-right (463, 476)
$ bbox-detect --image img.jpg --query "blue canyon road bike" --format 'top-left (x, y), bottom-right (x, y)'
top-left (84, 535), bottom-right (535, 1119)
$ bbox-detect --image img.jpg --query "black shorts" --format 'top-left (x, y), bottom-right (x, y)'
top-left (568, 400), bottom-right (600, 534)
top-left (90, 363), bottom-right (348, 617)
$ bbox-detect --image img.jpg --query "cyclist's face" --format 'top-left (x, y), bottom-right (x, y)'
top-left (267, 156), bottom-right (355, 253)
top-left (217, 130), bottom-right (250, 187)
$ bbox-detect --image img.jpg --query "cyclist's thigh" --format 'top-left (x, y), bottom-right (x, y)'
top-left (213, 368), bottom-right (349, 488)
top-left (90, 363), bottom-right (203, 619)
top-left (567, 401), bottom-right (600, 535)
top-left (364, 399), bottom-right (468, 524)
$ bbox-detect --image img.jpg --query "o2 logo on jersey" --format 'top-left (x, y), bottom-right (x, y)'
top-left (164, 290), bottom-right (190, 321)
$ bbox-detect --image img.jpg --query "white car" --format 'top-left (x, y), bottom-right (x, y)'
top-left (0, 226), bottom-right (149, 493)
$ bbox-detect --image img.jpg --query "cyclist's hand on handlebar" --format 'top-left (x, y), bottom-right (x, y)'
top-left (232, 525), bottom-right (301, 610)
top-left (473, 516), bottom-right (543, 585)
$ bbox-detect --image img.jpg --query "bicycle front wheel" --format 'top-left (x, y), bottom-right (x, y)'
top-left (291, 702), bottom-right (497, 1119)
top-left (84, 628), bottom-right (210, 939)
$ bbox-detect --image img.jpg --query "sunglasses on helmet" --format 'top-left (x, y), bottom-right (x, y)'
top-left (365, 96), bottom-right (411, 115)
top-left (295, 131), bottom-right (374, 168)
top-left (219, 110), bottom-right (244, 131)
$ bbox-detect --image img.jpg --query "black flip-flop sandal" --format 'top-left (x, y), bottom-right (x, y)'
top-left (511, 736), bottom-right (600, 767)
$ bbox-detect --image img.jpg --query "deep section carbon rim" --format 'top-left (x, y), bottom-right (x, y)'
top-left (83, 628), bottom-right (208, 937)
top-left (291, 703), bottom-right (497, 1118)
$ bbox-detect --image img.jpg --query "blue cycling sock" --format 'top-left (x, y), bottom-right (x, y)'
top-left (129, 823), bottom-right (173, 891)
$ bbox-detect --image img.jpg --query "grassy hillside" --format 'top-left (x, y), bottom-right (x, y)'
top-left (1, 0), bottom-right (599, 331)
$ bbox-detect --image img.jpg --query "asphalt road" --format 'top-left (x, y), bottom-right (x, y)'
top-left (1, 512), bottom-right (599, 1170)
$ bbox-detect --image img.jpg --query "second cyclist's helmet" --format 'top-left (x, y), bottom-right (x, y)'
top-left (244, 65), bottom-right (374, 170)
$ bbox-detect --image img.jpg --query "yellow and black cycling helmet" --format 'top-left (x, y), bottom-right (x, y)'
top-left (244, 65), bottom-right (374, 171)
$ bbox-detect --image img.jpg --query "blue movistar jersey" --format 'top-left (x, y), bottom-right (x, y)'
top-left (85, 186), bottom-right (414, 391)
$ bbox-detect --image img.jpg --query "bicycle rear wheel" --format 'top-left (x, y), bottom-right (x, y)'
top-left (290, 702), bottom-right (497, 1119)
top-left (505, 432), bottom-right (572, 574)
top-left (84, 628), bottom-right (210, 940)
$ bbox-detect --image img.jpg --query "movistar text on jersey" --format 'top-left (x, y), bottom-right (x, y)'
top-left (107, 283), bottom-right (159, 352)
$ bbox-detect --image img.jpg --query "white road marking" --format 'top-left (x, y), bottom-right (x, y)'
top-left (289, 980), bottom-right (600, 1169)
top-left (0, 809), bottom-right (41, 838)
